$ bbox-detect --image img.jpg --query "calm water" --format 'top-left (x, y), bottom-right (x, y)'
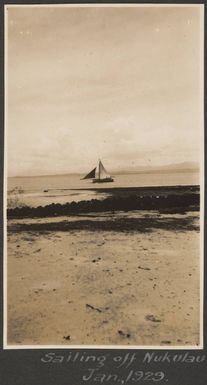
top-left (8, 171), bottom-right (199, 208)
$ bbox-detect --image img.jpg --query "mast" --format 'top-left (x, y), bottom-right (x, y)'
top-left (98, 161), bottom-right (101, 180)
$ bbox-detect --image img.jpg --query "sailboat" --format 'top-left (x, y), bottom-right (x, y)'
top-left (82, 160), bottom-right (114, 183)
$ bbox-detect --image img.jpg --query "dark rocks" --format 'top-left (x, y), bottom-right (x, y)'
top-left (63, 335), bottom-right (70, 341)
top-left (86, 304), bottom-right (102, 313)
top-left (7, 185), bottom-right (200, 220)
top-left (118, 330), bottom-right (131, 338)
top-left (92, 257), bottom-right (101, 263)
top-left (146, 314), bottom-right (161, 323)
top-left (161, 340), bottom-right (171, 344)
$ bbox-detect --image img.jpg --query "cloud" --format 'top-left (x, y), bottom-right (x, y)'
top-left (7, 5), bottom-right (203, 176)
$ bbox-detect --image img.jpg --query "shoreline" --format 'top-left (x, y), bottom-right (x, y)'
top-left (7, 185), bottom-right (200, 219)
top-left (68, 184), bottom-right (199, 193)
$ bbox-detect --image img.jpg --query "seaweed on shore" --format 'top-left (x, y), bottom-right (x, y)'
top-left (8, 216), bottom-right (199, 233)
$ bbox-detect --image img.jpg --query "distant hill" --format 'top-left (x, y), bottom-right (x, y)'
top-left (112, 162), bottom-right (200, 175)
top-left (9, 162), bottom-right (199, 178)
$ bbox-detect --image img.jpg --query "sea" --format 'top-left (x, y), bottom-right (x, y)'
top-left (7, 170), bottom-right (199, 208)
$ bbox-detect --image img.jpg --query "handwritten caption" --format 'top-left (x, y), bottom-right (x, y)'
top-left (41, 351), bottom-right (205, 383)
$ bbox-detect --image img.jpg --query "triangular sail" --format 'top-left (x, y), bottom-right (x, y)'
top-left (82, 167), bottom-right (96, 180)
top-left (99, 161), bottom-right (109, 179)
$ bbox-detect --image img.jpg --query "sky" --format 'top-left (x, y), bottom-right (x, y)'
top-left (6, 5), bottom-right (203, 176)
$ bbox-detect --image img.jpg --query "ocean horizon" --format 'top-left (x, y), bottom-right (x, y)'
top-left (7, 169), bottom-right (199, 208)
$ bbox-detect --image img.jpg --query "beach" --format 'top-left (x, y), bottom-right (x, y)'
top-left (7, 184), bottom-right (200, 346)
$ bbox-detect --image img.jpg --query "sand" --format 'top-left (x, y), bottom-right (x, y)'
top-left (7, 210), bottom-right (200, 347)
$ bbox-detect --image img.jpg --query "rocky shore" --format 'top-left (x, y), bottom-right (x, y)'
top-left (7, 185), bottom-right (199, 219)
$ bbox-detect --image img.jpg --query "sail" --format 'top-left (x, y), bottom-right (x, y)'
top-left (82, 167), bottom-right (96, 179)
top-left (99, 161), bottom-right (109, 179)
top-left (82, 160), bottom-right (113, 182)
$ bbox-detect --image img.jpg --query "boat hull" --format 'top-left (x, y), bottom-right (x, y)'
top-left (92, 177), bottom-right (114, 183)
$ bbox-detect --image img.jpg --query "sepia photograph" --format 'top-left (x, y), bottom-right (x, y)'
top-left (5, 4), bottom-right (203, 348)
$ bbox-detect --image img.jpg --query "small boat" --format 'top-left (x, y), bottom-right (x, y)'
top-left (82, 160), bottom-right (114, 183)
